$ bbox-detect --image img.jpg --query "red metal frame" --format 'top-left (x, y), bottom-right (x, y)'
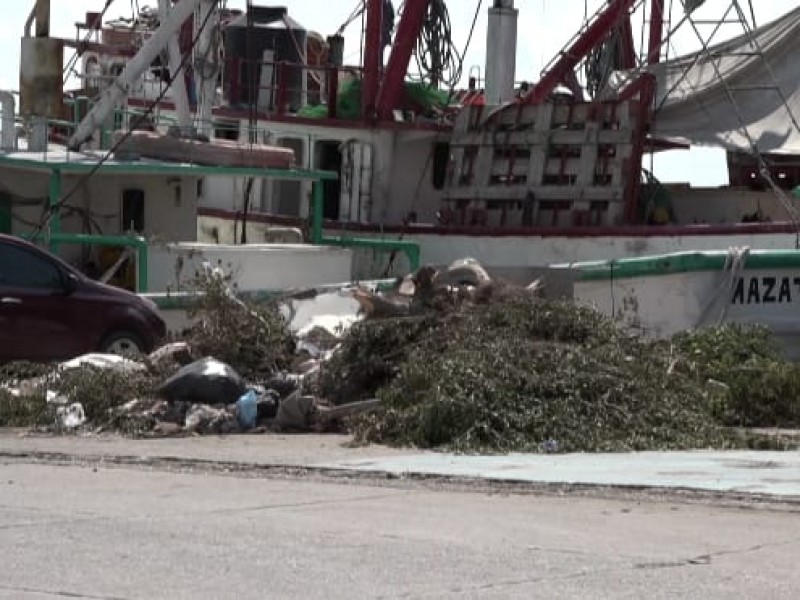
top-left (619, 18), bottom-right (637, 69)
top-left (199, 206), bottom-right (800, 240)
top-left (621, 0), bottom-right (664, 221)
top-left (125, 96), bottom-right (448, 132)
top-left (376, 0), bottom-right (431, 120)
top-left (362, 0), bottom-right (384, 119)
top-left (525, 0), bottom-right (637, 104)
top-left (521, 0), bottom-right (667, 224)
top-left (647, 0), bottom-right (665, 65)
top-left (623, 74), bottom-right (656, 222)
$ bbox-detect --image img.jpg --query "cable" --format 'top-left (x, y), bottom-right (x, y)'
top-left (408, 0), bottom-right (463, 89)
top-left (382, 0), bottom-right (483, 277)
top-left (680, 4), bottom-right (800, 245)
top-left (747, 0), bottom-right (756, 28)
top-left (62, 0), bottom-right (118, 84)
top-left (240, 0), bottom-right (256, 245)
top-left (34, 0), bottom-right (221, 238)
top-left (337, 1), bottom-right (366, 36)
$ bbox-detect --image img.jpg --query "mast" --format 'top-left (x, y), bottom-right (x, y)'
top-left (362, 0), bottom-right (384, 119)
top-left (194, 0), bottom-right (219, 139)
top-left (377, 0), bottom-right (429, 120)
top-left (158, 0), bottom-right (192, 132)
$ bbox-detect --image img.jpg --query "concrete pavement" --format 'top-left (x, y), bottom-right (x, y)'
top-left (2, 432), bottom-right (800, 499)
top-left (2, 462), bottom-right (800, 599)
top-left (318, 450), bottom-right (800, 497)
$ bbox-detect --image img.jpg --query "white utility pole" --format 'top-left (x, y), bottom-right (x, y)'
top-left (159, 0), bottom-right (192, 132)
top-left (194, 0), bottom-right (220, 139)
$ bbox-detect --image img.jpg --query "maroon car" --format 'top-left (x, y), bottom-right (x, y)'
top-left (0, 234), bottom-right (166, 362)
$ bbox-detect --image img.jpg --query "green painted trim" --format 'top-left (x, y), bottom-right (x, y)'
top-left (0, 154), bottom-right (338, 181)
top-left (143, 279), bottom-right (398, 311)
top-left (562, 250), bottom-right (800, 282)
top-left (312, 180), bottom-right (324, 244)
top-left (47, 169), bottom-right (61, 253)
top-left (22, 232), bottom-right (149, 292)
top-left (308, 180), bottom-right (421, 270)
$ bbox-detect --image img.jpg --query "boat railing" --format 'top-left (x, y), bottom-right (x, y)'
top-left (225, 56), bottom-right (363, 118)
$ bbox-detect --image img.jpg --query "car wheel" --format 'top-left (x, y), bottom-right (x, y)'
top-left (99, 331), bottom-right (146, 356)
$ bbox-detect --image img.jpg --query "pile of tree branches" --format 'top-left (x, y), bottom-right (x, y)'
top-left (323, 295), bottom-right (800, 453)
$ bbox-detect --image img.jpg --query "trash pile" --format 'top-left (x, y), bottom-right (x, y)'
top-left (2, 259), bottom-right (800, 452)
top-left (0, 264), bottom-right (389, 437)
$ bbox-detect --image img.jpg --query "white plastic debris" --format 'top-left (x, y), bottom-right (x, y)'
top-left (56, 403), bottom-right (86, 430)
top-left (148, 342), bottom-right (192, 366)
top-left (46, 390), bottom-right (68, 405)
top-left (60, 353), bottom-right (146, 373)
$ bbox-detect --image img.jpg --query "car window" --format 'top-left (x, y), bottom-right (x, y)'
top-left (0, 242), bottom-right (64, 289)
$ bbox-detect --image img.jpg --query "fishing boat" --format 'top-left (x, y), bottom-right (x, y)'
top-left (2, 0), bottom-right (800, 345)
top-left (49, 0), bottom-right (800, 280)
top-left (552, 248), bottom-right (800, 357)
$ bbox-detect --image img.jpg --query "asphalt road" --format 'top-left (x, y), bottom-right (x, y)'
top-left (2, 462), bottom-right (799, 599)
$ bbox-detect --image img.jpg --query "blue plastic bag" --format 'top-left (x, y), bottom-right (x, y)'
top-left (236, 389), bottom-right (258, 430)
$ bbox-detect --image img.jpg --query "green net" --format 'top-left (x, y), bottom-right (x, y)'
top-left (298, 79), bottom-right (449, 119)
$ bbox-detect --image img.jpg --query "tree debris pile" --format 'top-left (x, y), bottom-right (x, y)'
top-left (342, 298), bottom-right (738, 453)
top-left (184, 266), bottom-right (295, 380)
top-left (318, 316), bottom-right (439, 405)
top-left (673, 326), bottom-right (800, 428)
top-left (2, 258), bottom-right (800, 452)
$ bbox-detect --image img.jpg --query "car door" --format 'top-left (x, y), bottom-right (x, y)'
top-left (0, 240), bottom-right (89, 361)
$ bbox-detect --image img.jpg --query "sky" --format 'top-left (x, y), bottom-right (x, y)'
top-left (0, 0), bottom-right (791, 187)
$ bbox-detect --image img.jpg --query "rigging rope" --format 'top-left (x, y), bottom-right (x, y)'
top-left (34, 0), bottom-right (222, 238)
top-left (381, 0), bottom-right (483, 278)
top-left (62, 0), bottom-right (118, 83)
top-left (337, 1), bottom-right (366, 36)
top-left (679, 2), bottom-right (800, 245)
top-left (400, 0), bottom-right (463, 89)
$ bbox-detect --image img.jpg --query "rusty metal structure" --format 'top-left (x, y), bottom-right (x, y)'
top-left (20, 0), bottom-right (65, 121)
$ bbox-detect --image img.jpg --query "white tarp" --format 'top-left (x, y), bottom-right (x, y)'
top-left (607, 7), bottom-right (800, 153)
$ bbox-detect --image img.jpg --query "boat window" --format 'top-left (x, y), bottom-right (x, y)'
top-left (214, 120), bottom-right (240, 141)
top-left (316, 141), bottom-right (342, 220)
top-left (432, 142), bottom-right (450, 190)
top-left (122, 188), bottom-right (145, 233)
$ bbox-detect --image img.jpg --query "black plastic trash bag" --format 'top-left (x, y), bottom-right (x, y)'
top-left (158, 357), bottom-right (246, 405)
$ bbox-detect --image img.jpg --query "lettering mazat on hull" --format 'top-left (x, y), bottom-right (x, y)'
top-left (731, 276), bottom-right (800, 304)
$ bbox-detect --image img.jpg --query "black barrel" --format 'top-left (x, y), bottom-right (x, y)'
top-left (224, 6), bottom-right (307, 111)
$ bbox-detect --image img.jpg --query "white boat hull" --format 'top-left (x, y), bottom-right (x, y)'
top-left (560, 250), bottom-right (800, 358)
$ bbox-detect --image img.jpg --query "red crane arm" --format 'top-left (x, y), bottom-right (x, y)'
top-left (362, 0), bottom-right (384, 119)
top-left (525, 0), bottom-right (637, 104)
top-left (376, 0), bottom-right (431, 120)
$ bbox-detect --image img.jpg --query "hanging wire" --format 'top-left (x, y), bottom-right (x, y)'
top-left (678, 3), bottom-right (800, 244)
top-left (399, 0), bottom-right (464, 89)
top-left (747, 0), bottom-right (757, 28)
top-left (337, 1), bottom-right (366, 36)
top-left (34, 1), bottom-right (222, 237)
top-left (382, 0), bottom-right (483, 277)
top-left (62, 0), bottom-right (118, 83)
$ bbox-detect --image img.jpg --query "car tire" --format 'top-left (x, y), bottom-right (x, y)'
top-left (98, 331), bottom-right (146, 356)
